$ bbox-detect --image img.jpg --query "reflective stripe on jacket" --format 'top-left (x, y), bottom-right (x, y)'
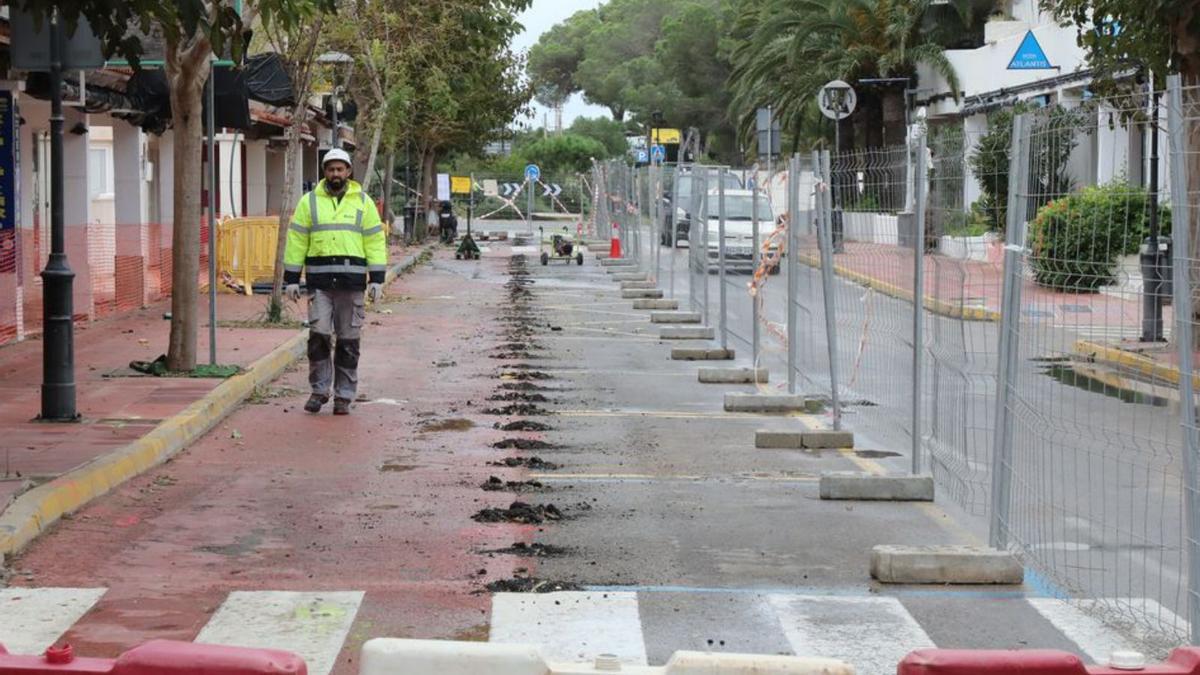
top-left (283, 179), bottom-right (388, 291)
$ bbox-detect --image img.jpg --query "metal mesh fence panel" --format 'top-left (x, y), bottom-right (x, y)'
top-left (924, 123), bottom-right (1006, 515)
top-left (994, 91), bottom-right (1191, 651)
top-left (821, 145), bottom-right (917, 446)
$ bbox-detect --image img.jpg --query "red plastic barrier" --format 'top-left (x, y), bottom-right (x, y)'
top-left (0, 641), bottom-right (305, 675)
top-left (899, 648), bottom-right (1200, 675)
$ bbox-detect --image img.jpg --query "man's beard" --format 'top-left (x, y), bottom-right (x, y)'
top-left (327, 177), bottom-right (346, 192)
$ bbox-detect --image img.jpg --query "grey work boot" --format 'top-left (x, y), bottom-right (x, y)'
top-left (333, 398), bottom-right (352, 416)
top-left (304, 394), bottom-right (329, 413)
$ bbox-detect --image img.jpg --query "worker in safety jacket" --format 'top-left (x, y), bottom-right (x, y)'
top-left (284, 148), bottom-right (388, 415)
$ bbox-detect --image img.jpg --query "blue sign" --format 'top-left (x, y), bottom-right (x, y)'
top-left (0, 91), bottom-right (16, 274)
top-left (524, 164), bottom-right (541, 182)
top-left (1008, 31), bottom-right (1052, 70)
top-left (651, 144), bottom-right (666, 163)
top-left (636, 150), bottom-right (649, 164)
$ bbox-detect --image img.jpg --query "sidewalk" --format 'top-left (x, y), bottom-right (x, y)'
top-left (0, 243), bottom-right (422, 542)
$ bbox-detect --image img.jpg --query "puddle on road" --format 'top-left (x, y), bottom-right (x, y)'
top-left (419, 418), bottom-right (476, 433)
top-left (379, 463), bottom-right (419, 473)
top-left (1042, 363), bottom-right (1170, 408)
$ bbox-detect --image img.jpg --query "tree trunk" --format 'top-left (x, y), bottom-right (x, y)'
top-left (269, 117), bottom-right (305, 319)
top-left (359, 110), bottom-right (385, 194)
top-left (165, 39), bottom-right (212, 373)
top-left (382, 149), bottom-right (396, 229)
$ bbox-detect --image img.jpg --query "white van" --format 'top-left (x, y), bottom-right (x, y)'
top-left (701, 189), bottom-right (780, 274)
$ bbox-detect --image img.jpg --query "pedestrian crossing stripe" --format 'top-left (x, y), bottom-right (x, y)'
top-left (195, 591), bottom-right (364, 675)
top-left (0, 588), bottom-right (105, 656)
top-left (0, 587), bottom-right (1188, 675)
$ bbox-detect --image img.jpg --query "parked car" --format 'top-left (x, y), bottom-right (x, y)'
top-left (701, 189), bottom-right (781, 274)
top-left (661, 170), bottom-right (743, 247)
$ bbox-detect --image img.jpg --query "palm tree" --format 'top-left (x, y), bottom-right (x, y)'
top-left (730, 0), bottom-right (969, 149)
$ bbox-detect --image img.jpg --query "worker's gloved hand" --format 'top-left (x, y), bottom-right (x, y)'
top-left (286, 284), bottom-right (301, 302)
top-left (367, 283), bottom-right (384, 303)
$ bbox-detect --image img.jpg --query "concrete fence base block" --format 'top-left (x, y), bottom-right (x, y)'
top-left (700, 368), bottom-right (769, 384)
top-left (870, 545), bottom-right (1024, 585)
top-left (800, 430), bottom-right (855, 449)
top-left (601, 258), bottom-right (635, 267)
top-left (634, 299), bottom-right (680, 310)
top-left (819, 471), bottom-right (935, 501)
top-left (621, 281), bottom-right (658, 290)
top-left (724, 393), bottom-right (808, 413)
top-left (612, 273), bottom-right (649, 282)
top-left (606, 266), bottom-right (638, 275)
top-left (671, 347), bottom-right (735, 361)
top-left (622, 289), bottom-right (664, 299)
top-left (755, 430), bottom-right (804, 448)
top-left (361, 638), bottom-right (855, 675)
top-left (651, 311), bottom-right (702, 324)
top-left (660, 326), bottom-right (715, 340)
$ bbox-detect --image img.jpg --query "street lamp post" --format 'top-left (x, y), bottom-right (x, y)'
top-left (316, 52), bottom-right (354, 150)
top-left (820, 82), bottom-right (854, 253)
top-left (40, 8), bottom-right (77, 421)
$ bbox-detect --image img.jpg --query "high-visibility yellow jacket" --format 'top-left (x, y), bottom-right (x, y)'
top-left (283, 179), bottom-right (387, 291)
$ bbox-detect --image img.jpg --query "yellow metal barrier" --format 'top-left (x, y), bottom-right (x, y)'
top-left (217, 214), bottom-right (392, 294)
top-left (216, 217), bottom-right (280, 294)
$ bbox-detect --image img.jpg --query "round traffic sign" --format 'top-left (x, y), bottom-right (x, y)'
top-left (818, 80), bottom-right (857, 121)
top-left (524, 164), bottom-right (541, 182)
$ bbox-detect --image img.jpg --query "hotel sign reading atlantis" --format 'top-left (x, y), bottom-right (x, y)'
top-left (1008, 31), bottom-right (1054, 70)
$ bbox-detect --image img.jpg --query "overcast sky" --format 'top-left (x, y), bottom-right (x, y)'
top-left (513, 0), bottom-right (610, 129)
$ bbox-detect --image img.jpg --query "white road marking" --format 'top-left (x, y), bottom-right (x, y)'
top-left (490, 591), bottom-right (647, 666)
top-left (0, 587), bottom-right (106, 654)
top-left (195, 591), bottom-right (363, 675)
top-left (769, 594), bottom-right (934, 675)
top-left (1028, 598), bottom-right (1137, 664)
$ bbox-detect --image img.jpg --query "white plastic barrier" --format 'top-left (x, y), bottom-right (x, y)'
top-left (360, 639), bottom-right (855, 675)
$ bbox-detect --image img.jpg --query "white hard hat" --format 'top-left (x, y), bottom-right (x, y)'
top-left (322, 148), bottom-right (352, 169)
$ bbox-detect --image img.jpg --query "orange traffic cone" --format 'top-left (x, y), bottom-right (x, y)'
top-left (610, 223), bottom-right (623, 259)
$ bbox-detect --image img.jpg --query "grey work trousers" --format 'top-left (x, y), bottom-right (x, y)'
top-left (307, 288), bottom-right (365, 401)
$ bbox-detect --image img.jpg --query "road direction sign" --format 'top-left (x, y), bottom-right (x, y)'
top-left (541, 183), bottom-right (562, 198)
top-left (651, 145), bottom-right (666, 163)
top-left (525, 164), bottom-right (541, 182)
top-left (818, 80), bottom-right (857, 121)
top-left (500, 182), bottom-right (522, 197)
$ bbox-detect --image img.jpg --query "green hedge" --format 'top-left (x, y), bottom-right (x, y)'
top-left (1029, 181), bottom-right (1171, 292)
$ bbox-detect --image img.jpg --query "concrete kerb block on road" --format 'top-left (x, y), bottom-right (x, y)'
top-left (634, 299), bottom-right (679, 311)
top-left (606, 266), bottom-right (639, 275)
top-left (0, 250), bottom-right (429, 560)
top-left (600, 258), bottom-right (634, 267)
top-left (724, 393), bottom-right (808, 413)
top-left (870, 545), bottom-right (1024, 585)
top-left (361, 638), bottom-right (855, 675)
top-left (755, 430), bottom-right (855, 449)
top-left (612, 273), bottom-right (649, 282)
top-left (819, 472), bottom-right (935, 501)
top-left (651, 311), bottom-right (702, 324)
top-left (624, 289), bottom-right (665, 300)
top-left (621, 281), bottom-right (658, 290)
top-left (672, 347), bottom-right (734, 361)
top-left (699, 367), bottom-right (768, 384)
top-left (660, 326), bottom-right (715, 340)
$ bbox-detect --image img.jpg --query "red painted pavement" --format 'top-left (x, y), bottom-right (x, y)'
top-left (8, 248), bottom-right (543, 674)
